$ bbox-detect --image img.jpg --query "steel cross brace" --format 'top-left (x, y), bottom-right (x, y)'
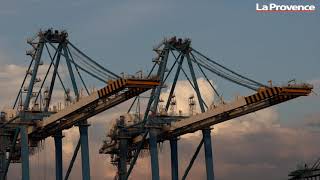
top-left (1, 128), bottom-right (20, 180)
top-left (182, 138), bottom-right (204, 180)
top-left (64, 139), bottom-right (81, 180)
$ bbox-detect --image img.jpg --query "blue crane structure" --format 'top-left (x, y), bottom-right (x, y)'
top-left (0, 30), bottom-right (313, 180)
top-left (99, 37), bottom-right (313, 180)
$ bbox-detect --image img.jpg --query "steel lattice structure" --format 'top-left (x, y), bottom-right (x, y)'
top-left (0, 30), bottom-right (313, 180)
top-left (99, 37), bottom-right (313, 180)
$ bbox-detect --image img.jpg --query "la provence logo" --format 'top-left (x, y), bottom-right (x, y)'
top-left (256, 3), bottom-right (316, 12)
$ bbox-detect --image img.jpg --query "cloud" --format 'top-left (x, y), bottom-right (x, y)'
top-left (0, 64), bottom-right (27, 108)
top-left (309, 79), bottom-right (320, 94)
top-left (0, 63), bottom-right (80, 110)
top-left (160, 78), bottom-right (215, 115)
top-left (303, 112), bottom-right (320, 128)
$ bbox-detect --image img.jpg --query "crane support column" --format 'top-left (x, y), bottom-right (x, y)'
top-left (203, 129), bottom-right (214, 180)
top-left (170, 137), bottom-right (179, 180)
top-left (79, 121), bottom-right (90, 180)
top-left (20, 126), bottom-right (30, 180)
top-left (0, 130), bottom-right (7, 180)
top-left (149, 128), bottom-right (160, 180)
top-left (118, 137), bottom-right (128, 180)
top-left (186, 53), bottom-right (214, 180)
top-left (54, 131), bottom-right (63, 180)
top-left (118, 118), bottom-right (127, 180)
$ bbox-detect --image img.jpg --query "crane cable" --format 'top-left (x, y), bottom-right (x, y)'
top-left (190, 55), bottom-right (258, 90)
top-left (191, 52), bottom-right (258, 87)
top-left (167, 44), bottom-right (264, 90)
top-left (68, 47), bottom-right (112, 80)
top-left (191, 48), bottom-right (267, 88)
top-left (67, 41), bottom-right (120, 79)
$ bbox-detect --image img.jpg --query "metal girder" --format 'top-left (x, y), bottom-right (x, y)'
top-left (45, 44), bottom-right (62, 112)
top-left (149, 128), bottom-right (160, 180)
top-left (202, 129), bottom-right (214, 180)
top-left (20, 126), bottom-right (30, 180)
top-left (126, 131), bottom-right (149, 179)
top-left (64, 139), bottom-right (81, 180)
top-left (165, 54), bottom-right (184, 111)
top-left (186, 53), bottom-right (214, 180)
top-left (23, 42), bottom-right (44, 111)
top-left (182, 138), bottom-right (204, 180)
top-left (118, 119), bottom-right (128, 180)
top-left (170, 138), bottom-right (179, 180)
top-left (148, 46), bottom-right (170, 180)
top-left (79, 122), bottom-right (90, 180)
top-left (63, 45), bottom-right (79, 99)
top-left (54, 131), bottom-right (63, 180)
top-left (2, 128), bottom-right (20, 180)
top-left (185, 53), bottom-right (206, 112)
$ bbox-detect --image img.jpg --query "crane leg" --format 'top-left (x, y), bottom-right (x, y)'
top-left (149, 128), bottom-right (160, 180)
top-left (20, 126), bottom-right (30, 180)
top-left (202, 129), bottom-right (214, 180)
top-left (79, 121), bottom-right (90, 180)
top-left (0, 130), bottom-right (7, 180)
top-left (54, 131), bottom-right (63, 180)
top-left (170, 137), bottom-right (179, 180)
top-left (118, 121), bottom-right (127, 180)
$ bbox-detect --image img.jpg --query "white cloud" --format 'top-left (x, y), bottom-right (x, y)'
top-left (214, 107), bottom-right (280, 136)
top-left (160, 77), bottom-right (215, 115)
top-left (308, 78), bottom-right (320, 94)
top-left (0, 64), bottom-right (26, 108)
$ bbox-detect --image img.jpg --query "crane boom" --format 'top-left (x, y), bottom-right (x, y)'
top-left (163, 84), bottom-right (312, 138)
top-left (100, 83), bottom-right (313, 153)
top-left (21, 77), bottom-right (160, 140)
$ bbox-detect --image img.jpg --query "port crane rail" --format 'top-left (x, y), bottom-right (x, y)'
top-left (99, 37), bottom-right (312, 180)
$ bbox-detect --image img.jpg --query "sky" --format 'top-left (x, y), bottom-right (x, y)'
top-left (0, 0), bottom-right (320, 180)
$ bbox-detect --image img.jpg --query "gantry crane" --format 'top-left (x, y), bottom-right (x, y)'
top-left (99, 37), bottom-right (313, 180)
top-left (0, 30), bottom-right (313, 180)
top-left (0, 29), bottom-right (160, 180)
